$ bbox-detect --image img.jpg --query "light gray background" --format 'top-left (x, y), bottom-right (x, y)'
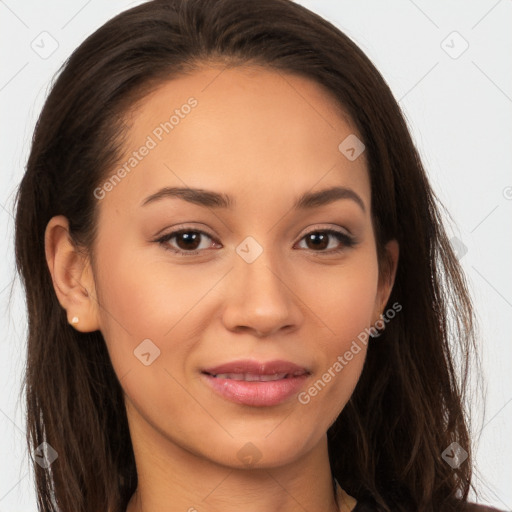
top-left (1, 0), bottom-right (511, 510)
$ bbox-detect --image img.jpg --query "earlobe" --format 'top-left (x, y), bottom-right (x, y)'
top-left (44, 215), bottom-right (101, 332)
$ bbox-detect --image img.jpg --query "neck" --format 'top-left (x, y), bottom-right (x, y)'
top-left (124, 404), bottom-right (349, 512)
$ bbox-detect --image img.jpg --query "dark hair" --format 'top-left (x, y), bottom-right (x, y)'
top-left (14, 0), bottom-right (478, 511)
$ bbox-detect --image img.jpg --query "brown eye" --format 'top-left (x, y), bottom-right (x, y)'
top-left (304, 232), bottom-right (330, 250)
top-left (297, 230), bottom-right (356, 253)
top-left (156, 229), bottom-right (217, 255)
top-left (173, 231), bottom-right (203, 251)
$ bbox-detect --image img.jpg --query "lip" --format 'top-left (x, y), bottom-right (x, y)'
top-left (201, 359), bottom-right (310, 407)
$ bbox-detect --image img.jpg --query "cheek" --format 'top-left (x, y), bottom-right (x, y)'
top-left (293, 254), bottom-right (378, 420)
top-left (93, 242), bottom-right (185, 370)
top-left (93, 251), bottom-right (211, 433)
top-left (93, 242), bottom-right (232, 402)
top-left (299, 252), bottom-right (379, 340)
top-left (95, 234), bottom-right (208, 331)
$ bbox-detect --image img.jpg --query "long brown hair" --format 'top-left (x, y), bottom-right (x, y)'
top-left (14, 0), bottom-right (478, 510)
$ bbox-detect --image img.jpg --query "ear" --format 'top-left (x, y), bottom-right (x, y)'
top-left (373, 239), bottom-right (399, 321)
top-left (44, 215), bottom-right (101, 332)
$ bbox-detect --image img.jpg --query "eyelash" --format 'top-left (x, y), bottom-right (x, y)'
top-left (154, 226), bottom-right (357, 256)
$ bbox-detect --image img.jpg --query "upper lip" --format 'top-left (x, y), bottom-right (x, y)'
top-left (202, 359), bottom-right (310, 377)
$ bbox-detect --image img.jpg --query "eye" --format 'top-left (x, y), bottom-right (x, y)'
top-left (295, 229), bottom-right (356, 254)
top-left (155, 226), bottom-right (357, 256)
top-left (155, 229), bottom-right (219, 255)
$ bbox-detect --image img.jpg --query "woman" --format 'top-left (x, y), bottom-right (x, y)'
top-left (13, 0), bottom-right (502, 511)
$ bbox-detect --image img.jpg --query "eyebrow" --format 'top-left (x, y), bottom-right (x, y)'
top-left (141, 185), bottom-right (365, 212)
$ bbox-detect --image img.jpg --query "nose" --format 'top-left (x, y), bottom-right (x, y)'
top-left (221, 248), bottom-right (304, 338)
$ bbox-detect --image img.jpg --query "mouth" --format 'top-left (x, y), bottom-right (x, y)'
top-left (200, 359), bottom-right (310, 406)
top-left (204, 371), bottom-right (307, 381)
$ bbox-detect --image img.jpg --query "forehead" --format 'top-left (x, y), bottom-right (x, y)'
top-left (102, 65), bottom-right (370, 211)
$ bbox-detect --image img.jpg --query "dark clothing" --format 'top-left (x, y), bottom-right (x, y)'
top-left (352, 500), bottom-right (504, 511)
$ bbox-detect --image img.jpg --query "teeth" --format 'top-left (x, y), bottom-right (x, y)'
top-left (215, 373), bottom-right (245, 381)
top-left (213, 372), bottom-right (288, 381)
top-left (253, 373), bottom-right (287, 381)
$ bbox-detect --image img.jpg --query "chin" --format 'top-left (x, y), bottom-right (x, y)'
top-left (202, 433), bottom-right (316, 470)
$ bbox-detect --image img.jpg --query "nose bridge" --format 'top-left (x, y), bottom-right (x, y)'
top-left (221, 235), bottom-right (301, 336)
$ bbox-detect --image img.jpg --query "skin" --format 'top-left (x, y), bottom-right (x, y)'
top-left (45, 65), bottom-right (398, 512)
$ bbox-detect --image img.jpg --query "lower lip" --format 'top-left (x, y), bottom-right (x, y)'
top-left (201, 373), bottom-right (309, 407)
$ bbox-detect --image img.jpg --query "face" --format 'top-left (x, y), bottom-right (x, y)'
top-left (81, 65), bottom-right (397, 469)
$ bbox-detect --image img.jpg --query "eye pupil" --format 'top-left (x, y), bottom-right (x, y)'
top-left (307, 232), bottom-right (329, 250)
top-left (177, 231), bottom-right (201, 250)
